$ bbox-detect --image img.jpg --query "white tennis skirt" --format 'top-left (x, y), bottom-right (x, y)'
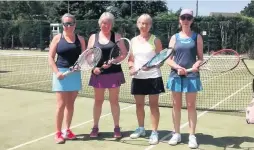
top-left (52, 68), bottom-right (82, 92)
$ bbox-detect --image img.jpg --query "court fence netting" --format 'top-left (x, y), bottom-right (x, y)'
top-left (0, 52), bottom-right (254, 113)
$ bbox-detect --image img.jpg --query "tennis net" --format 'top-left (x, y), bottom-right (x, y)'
top-left (0, 52), bottom-right (253, 112)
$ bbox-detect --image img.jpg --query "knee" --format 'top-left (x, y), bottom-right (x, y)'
top-left (136, 103), bottom-right (144, 109)
top-left (149, 102), bottom-right (159, 110)
top-left (94, 99), bottom-right (104, 107)
top-left (56, 103), bottom-right (65, 112)
top-left (110, 100), bottom-right (119, 107)
top-left (172, 100), bottom-right (182, 110)
top-left (150, 105), bottom-right (160, 114)
top-left (65, 103), bottom-right (74, 110)
top-left (187, 102), bottom-right (196, 110)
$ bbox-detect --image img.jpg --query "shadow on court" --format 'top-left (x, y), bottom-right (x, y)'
top-left (74, 129), bottom-right (172, 142)
top-left (75, 131), bottom-right (133, 141)
top-left (176, 133), bottom-right (254, 149)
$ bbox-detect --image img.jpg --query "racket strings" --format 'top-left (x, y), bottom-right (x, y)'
top-left (110, 45), bottom-right (121, 59)
top-left (77, 48), bottom-right (102, 70)
top-left (146, 48), bottom-right (173, 67)
top-left (109, 38), bottom-right (131, 64)
top-left (202, 52), bottom-right (240, 72)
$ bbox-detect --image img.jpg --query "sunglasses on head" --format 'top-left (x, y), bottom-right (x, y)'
top-left (180, 15), bottom-right (193, 21)
top-left (62, 22), bottom-right (75, 27)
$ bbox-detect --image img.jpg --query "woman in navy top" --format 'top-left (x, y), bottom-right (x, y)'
top-left (166, 9), bottom-right (203, 149)
top-left (48, 13), bottom-right (86, 144)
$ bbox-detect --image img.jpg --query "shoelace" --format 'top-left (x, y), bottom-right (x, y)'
top-left (67, 130), bottom-right (74, 136)
top-left (150, 132), bottom-right (158, 140)
top-left (56, 132), bottom-right (62, 138)
top-left (91, 128), bottom-right (99, 132)
top-left (189, 136), bottom-right (197, 143)
top-left (134, 128), bottom-right (141, 133)
top-left (172, 134), bottom-right (179, 140)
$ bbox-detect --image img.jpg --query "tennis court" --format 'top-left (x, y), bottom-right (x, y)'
top-left (1, 50), bottom-right (254, 150)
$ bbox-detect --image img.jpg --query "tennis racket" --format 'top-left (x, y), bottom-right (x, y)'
top-left (132, 47), bottom-right (174, 75)
top-left (99, 37), bottom-right (131, 72)
top-left (107, 37), bottom-right (131, 65)
top-left (186, 49), bottom-right (240, 73)
top-left (62, 47), bottom-right (102, 76)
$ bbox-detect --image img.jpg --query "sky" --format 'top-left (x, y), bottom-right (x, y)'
top-left (166, 0), bottom-right (251, 16)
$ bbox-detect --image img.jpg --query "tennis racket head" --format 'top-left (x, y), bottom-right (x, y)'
top-left (143, 47), bottom-right (174, 68)
top-left (109, 37), bottom-right (131, 65)
top-left (76, 47), bottom-right (102, 71)
top-left (62, 47), bottom-right (102, 77)
top-left (197, 49), bottom-right (240, 73)
top-left (63, 48), bottom-right (101, 76)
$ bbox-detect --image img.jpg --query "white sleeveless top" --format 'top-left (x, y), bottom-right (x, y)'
top-left (131, 34), bottom-right (162, 79)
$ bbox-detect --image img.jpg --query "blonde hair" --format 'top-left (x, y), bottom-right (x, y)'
top-left (137, 14), bottom-right (153, 25)
top-left (98, 12), bottom-right (115, 27)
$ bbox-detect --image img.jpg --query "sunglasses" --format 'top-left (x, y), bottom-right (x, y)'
top-left (62, 22), bottom-right (75, 27)
top-left (180, 15), bottom-right (193, 21)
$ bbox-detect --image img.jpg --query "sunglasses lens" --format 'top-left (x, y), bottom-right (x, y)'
top-left (187, 16), bottom-right (192, 21)
top-left (63, 22), bottom-right (75, 27)
top-left (181, 15), bottom-right (192, 21)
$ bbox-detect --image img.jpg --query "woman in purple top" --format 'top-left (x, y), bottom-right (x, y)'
top-left (87, 12), bottom-right (125, 138)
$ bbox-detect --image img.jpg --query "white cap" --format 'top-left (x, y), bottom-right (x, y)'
top-left (180, 9), bottom-right (193, 16)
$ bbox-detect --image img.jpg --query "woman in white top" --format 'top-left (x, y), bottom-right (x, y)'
top-left (128, 14), bottom-right (165, 145)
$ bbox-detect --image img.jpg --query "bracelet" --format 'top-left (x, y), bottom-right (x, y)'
top-left (91, 67), bottom-right (96, 74)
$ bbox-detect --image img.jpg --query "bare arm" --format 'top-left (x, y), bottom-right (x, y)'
top-left (113, 33), bottom-right (127, 63)
top-left (48, 34), bottom-right (61, 74)
top-left (87, 34), bottom-right (95, 49)
top-left (166, 35), bottom-right (181, 69)
top-left (192, 34), bottom-right (204, 69)
top-left (128, 38), bottom-right (135, 69)
top-left (87, 34), bottom-right (101, 75)
top-left (78, 35), bottom-right (86, 53)
top-left (154, 37), bottom-right (163, 54)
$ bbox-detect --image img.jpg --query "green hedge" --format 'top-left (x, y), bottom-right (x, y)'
top-left (1, 16), bottom-right (254, 57)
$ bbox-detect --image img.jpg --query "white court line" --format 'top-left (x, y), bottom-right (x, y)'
top-left (144, 81), bottom-right (252, 150)
top-left (6, 104), bottom-right (136, 150)
top-left (6, 87), bottom-right (171, 150)
top-left (4, 71), bottom-right (238, 150)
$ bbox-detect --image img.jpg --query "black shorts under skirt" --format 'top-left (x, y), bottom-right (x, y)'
top-left (131, 77), bottom-right (165, 95)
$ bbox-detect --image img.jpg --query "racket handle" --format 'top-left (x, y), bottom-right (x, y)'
top-left (63, 70), bottom-right (72, 76)
top-left (186, 68), bottom-right (193, 73)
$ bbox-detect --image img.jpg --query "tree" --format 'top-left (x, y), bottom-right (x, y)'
top-left (102, 1), bottom-right (168, 18)
top-left (0, 1), bottom-right (45, 20)
top-left (241, 1), bottom-right (254, 17)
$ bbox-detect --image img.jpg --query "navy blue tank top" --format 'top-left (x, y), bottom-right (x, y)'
top-left (170, 32), bottom-right (199, 78)
top-left (55, 34), bottom-right (81, 68)
top-left (94, 31), bottom-right (122, 74)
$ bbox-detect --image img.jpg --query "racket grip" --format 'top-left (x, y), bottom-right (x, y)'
top-left (63, 70), bottom-right (72, 76)
top-left (186, 68), bottom-right (193, 73)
